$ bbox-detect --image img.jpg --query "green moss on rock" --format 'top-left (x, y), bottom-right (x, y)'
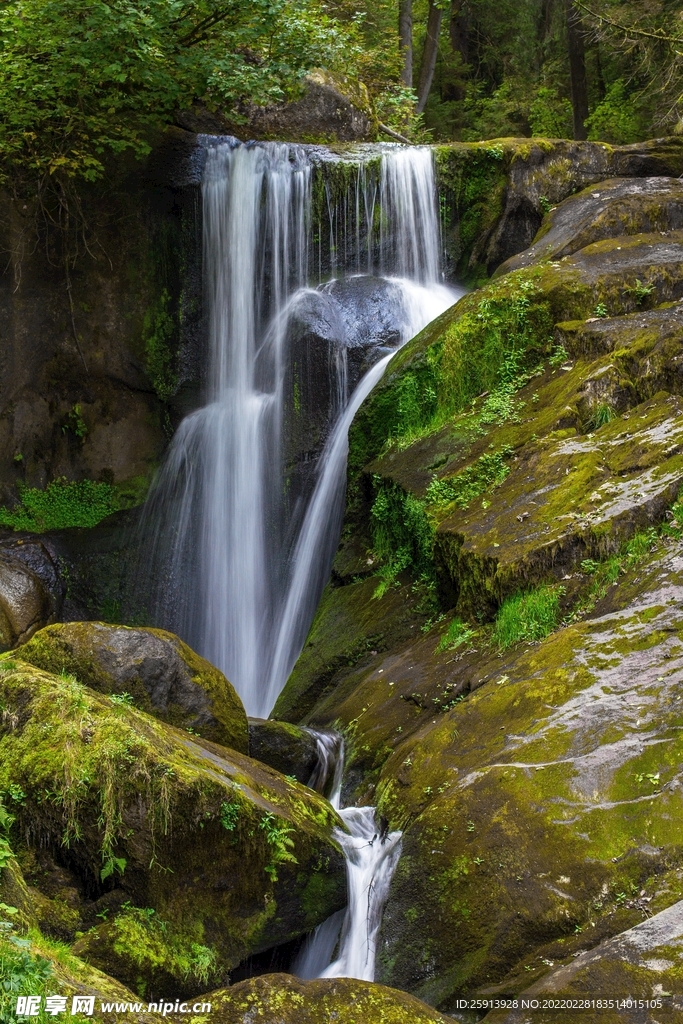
top-left (16, 621), bottom-right (249, 754)
top-left (207, 973), bottom-right (453, 1023)
top-left (0, 661), bottom-right (346, 992)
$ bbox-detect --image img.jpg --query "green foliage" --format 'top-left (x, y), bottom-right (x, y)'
top-left (144, 289), bottom-right (178, 403)
top-left (586, 80), bottom-right (644, 144)
top-left (0, 478), bottom-right (121, 532)
top-left (0, 926), bottom-right (53, 1024)
top-left (109, 692), bottom-right (135, 708)
top-left (219, 800), bottom-right (240, 834)
top-left (370, 480), bottom-right (435, 598)
top-left (436, 618), bottom-right (476, 653)
top-left (61, 405), bottom-right (88, 440)
top-left (587, 402), bottom-right (616, 430)
top-left (528, 87), bottom-right (573, 138)
top-left (440, 277), bottom-right (553, 416)
top-left (426, 447), bottom-right (512, 512)
top-left (625, 278), bottom-right (655, 306)
top-left (594, 303), bottom-right (609, 318)
top-left (259, 812), bottom-right (297, 882)
top-left (100, 854), bottom-right (127, 883)
top-left (0, 0), bottom-right (360, 193)
top-left (493, 585), bottom-right (564, 649)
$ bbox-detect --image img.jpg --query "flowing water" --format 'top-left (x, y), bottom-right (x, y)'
top-left (295, 731), bottom-right (402, 982)
top-left (145, 138), bottom-right (461, 718)
top-left (142, 139), bottom-right (462, 982)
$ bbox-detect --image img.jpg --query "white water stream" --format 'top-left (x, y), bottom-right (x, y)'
top-left (144, 139), bottom-right (462, 981)
top-left (295, 731), bottom-right (402, 982)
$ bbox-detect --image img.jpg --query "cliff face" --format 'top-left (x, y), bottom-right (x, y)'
top-left (0, 128), bottom-right (204, 509)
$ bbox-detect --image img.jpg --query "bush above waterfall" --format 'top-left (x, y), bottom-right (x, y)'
top-left (0, 0), bottom-right (363, 194)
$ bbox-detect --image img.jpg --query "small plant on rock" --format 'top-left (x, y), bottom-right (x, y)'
top-left (437, 619), bottom-right (477, 653)
top-left (493, 585), bottom-right (564, 649)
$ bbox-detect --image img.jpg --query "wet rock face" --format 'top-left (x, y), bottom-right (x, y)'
top-left (248, 718), bottom-right (320, 784)
top-left (15, 620), bottom-right (249, 753)
top-left (0, 660), bottom-right (346, 995)
top-left (298, 540), bottom-right (683, 1009)
top-left (495, 176), bottom-right (683, 276)
top-left (283, 276), bottom-right (408, 466)
top-left (0, 548), bottom-right (60, 649)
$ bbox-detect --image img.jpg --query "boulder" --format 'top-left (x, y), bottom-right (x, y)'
top-left (435, 137), bottom-right (683, 276)
top-left (495, 176), bottom-right (683, 277)
top-left (177, 72), bottom-right (377, 144)
top-left (483, 902), bottom-right (683, 1023)
top-left (0, 660), bottom-right (346, 994)
top-left (0, 552), bottom-right (57, 650)
top-left (207, 973), bottom-right (453, 1023)
top-left (16, 620), bottom-right (249, 753)
top-left (248, 718), bottom-right (320, 784)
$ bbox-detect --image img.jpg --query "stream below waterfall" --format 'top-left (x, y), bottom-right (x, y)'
top-left (294, 730), bottom-right (402, 983)
top-left (141, 137), bottom-right (464, 982)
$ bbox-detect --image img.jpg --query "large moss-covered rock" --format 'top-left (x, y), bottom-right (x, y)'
top-left (435, 137), bottom-right (683, 278)
top-left (207, 973), bottom-right (453, 1023)
top-left (364, 538), bottom-right (683, 1008)
top-left (16, 621), bottom-right (249, 753)
top-left (483, 901), bottom-right (683, 1024)
top-left (0, 660), bottom-right (346, 994)
top-left (495, 176), bottom-right (683, 277)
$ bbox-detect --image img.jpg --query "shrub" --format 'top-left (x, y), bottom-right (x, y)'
top-left (0, 479), bottom-right (118, 532)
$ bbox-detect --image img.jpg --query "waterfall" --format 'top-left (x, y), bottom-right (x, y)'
top-left (294, 730), bottom-right (402, 983)
top-left (143, 139), bottom-right (461, 716)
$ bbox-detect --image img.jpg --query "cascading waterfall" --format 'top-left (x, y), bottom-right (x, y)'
top-left (295, 731), bottom-right (402, 983)
top-left (145, 138), bottom-right (460, 719)
top-left (142, 137), bottom-right (460, 985)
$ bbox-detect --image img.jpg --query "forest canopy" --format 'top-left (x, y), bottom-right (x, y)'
top-left (0, 0), bottom-right (681, 195)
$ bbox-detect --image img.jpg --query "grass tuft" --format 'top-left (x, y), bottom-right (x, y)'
top-left (493, 585), bottom-right (563, 650)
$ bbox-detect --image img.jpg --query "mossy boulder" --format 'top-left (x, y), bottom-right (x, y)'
top-left (435, 137), bottom-right (683, 277)
top-left (365, 538), bottom-right (683, 1008)
top-left (16, 621), bottom-right (249, 753)
top-left (483, 900), bottom-right (683, 1024)
top-left (495, 176), bottom-right (683, 277)
top-left (207, 973), bottom-right (453, 1023)
top-left (248, 719), bottom-right (320, 785)
top-left (0, 660), bottom-right (346, 994)
top-left (0, 919), bottom-right (164, 1024)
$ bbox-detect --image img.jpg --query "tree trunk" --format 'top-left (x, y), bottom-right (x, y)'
top-left (449, 0), bottom-right (469, 64)
top-left (416, 0), bottom-right (444, 113)
top-left (399, 0), bottom-right (413, 88)
top-left (565, 0), bottom-right (589, 140)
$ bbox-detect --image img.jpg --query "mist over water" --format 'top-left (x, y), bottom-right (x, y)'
top-left (143, 139), bottom-right (462, 717)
